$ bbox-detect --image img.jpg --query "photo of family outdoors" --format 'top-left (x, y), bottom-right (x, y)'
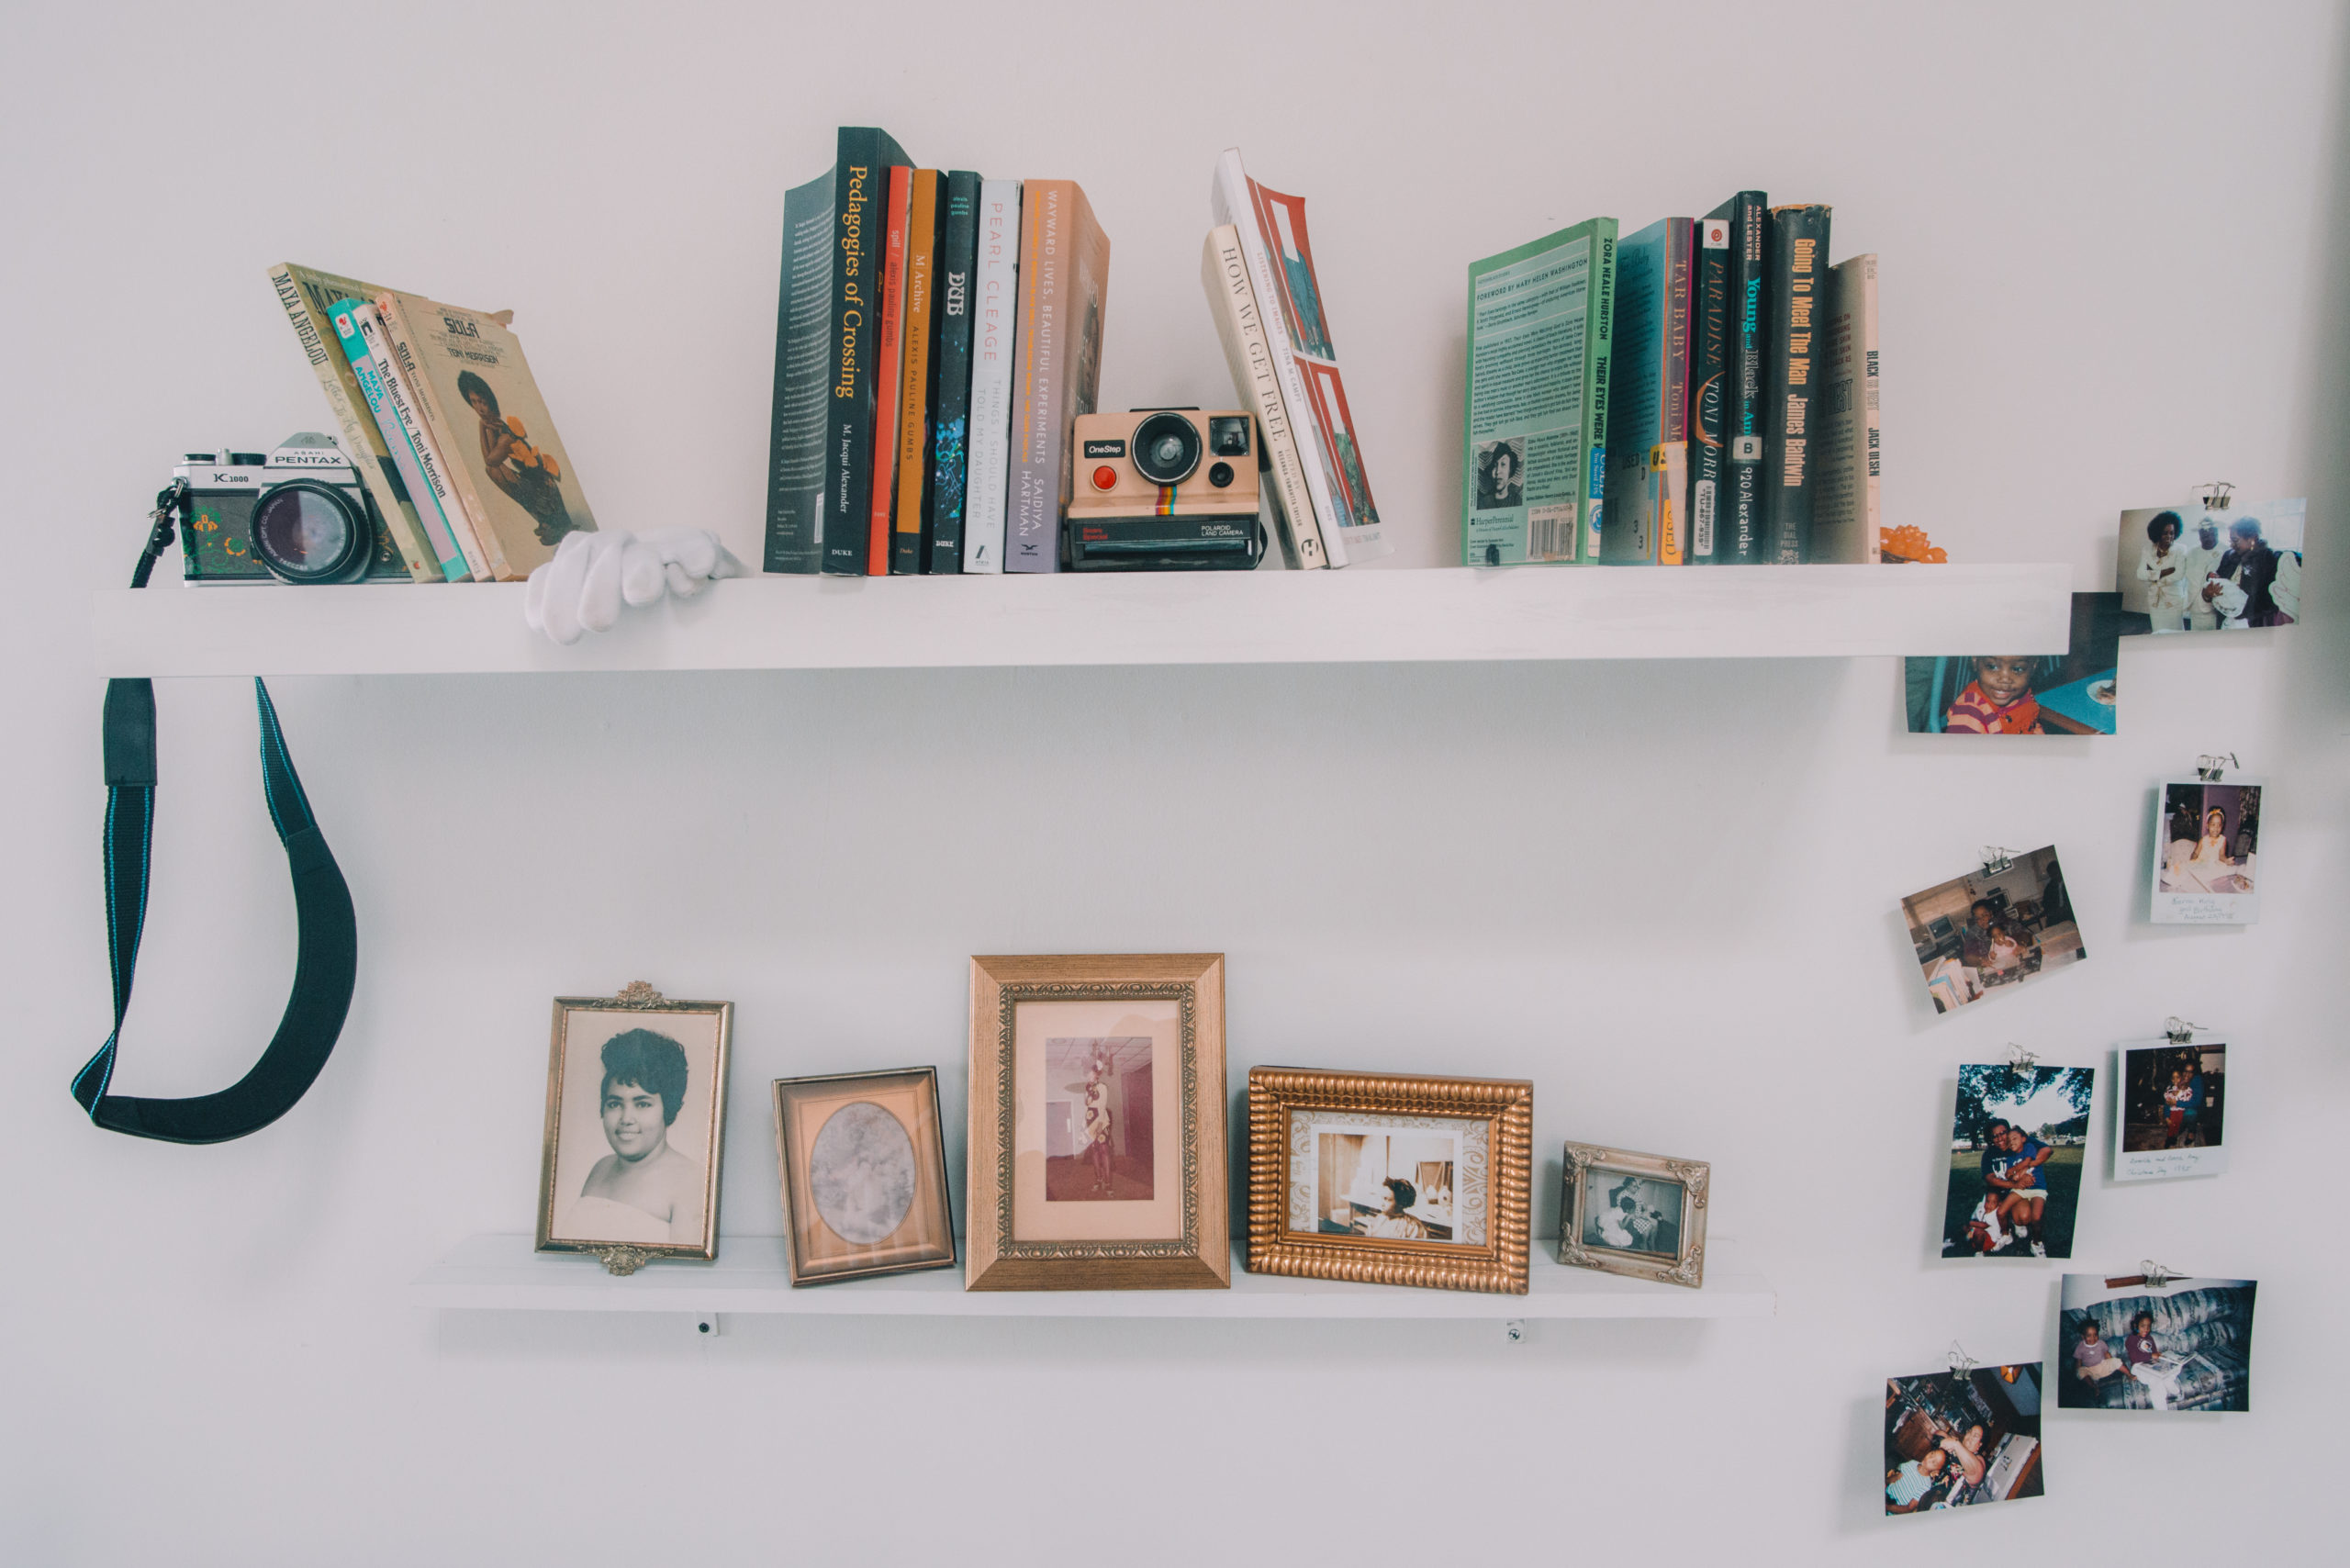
top-left (2113, 1039), bottom-right (2228, 1182)
top-left (2113, 498), bottom-right (2304, 633)
top-left (2153, 781), bottom-right (2261, 924)
top-left (1884, 1364), bottom-right (2044, 1515)
top-left (1904, 847), bottom-right (2085, 1014)
top-left (1942, 1063), bottom-right (2092, 1259)
top-left (2058, 1273), bottom-right (2256, 1413)
top-left (1905, 593), bottom-right (2123, 734)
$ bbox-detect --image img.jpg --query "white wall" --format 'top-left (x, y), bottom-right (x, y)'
top-left (6, 3), bottom-right (2346, 1562)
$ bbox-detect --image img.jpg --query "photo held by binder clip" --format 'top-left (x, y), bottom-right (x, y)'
top-left (2111, 1022), bottom-right (2227, 1182)
top-left (1884, 1352), bottom-right (2045, 1515)
top-left (2154, 758), bottom-right (2262, 924)
top-left (1902, 846), bottom-right (2085, 1014)
top-left (2113, 484), bottom-right (2304, 633)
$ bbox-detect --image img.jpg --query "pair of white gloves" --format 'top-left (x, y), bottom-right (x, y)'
top-left (522, 527), bottom-right (744, 645)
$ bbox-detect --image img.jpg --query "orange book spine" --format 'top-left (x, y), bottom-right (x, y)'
top-left (867, 165), bottom-right (912, 576)
top-left (892, 169), bottom-right (940, 575)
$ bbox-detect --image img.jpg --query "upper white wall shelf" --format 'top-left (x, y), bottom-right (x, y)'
top-left (413, 1233), bottom-right (1774, 1323)
top-left (92, 564), bottom-right (2070, 678)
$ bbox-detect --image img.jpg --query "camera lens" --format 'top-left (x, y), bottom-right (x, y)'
top-left (250, 480), bottom-right (372, 585)
top-left (1131, 411), bottom-right (1202, 486)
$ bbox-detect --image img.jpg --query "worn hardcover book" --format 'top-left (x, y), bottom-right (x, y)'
top-left (375, 290), bottom-right (596, 580)
top-left (763, 168), bottom-right (840, 572)
top-left (265, 263), bottom-right (438, 581)
top-left (1006, 179), bottom-right (1111, 574)
top-left (1686, 216), bottom-right (1730, 563)
top-left (329, 299), bottom-right (470, 580)
top-left (1203, 224), bottom-right (1325, 568)
top-left (819, 128), bottom-right (912, 576)
top-left (1706, 191), bottom-right (1768, 564)
top-left (961, 179), bottom-right (1021, 573)
top-left (365, 297), bottom-right (491, 580)
top-left (891, 169), bottom-right (941, 575)
top-left (1602, 217), bottom-right (1694, 564)
top-left (1761, 203), bottom-right (1831, 564)
top-left (1815, 253), bottom-right (1882, 564)
top-left (1461, 217), bottom-right (1617, 566)
top-left (1210, 151), bottom-right (1388, 565)
top-left (924, 171), bottom-right (981, 574)
top-left (866, 165), bottom-right (913, 576)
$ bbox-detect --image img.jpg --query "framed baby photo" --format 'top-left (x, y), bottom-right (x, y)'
top-left (1900, 846), bottom-right (2087, 1015)
top-left (2111, 1035), bottom-right (2228, 1182)
top-left (2152, 778), bottom-right (2262, 924)
top-left (1903, 591), bottom-right (2122, 735)
top-left (773, 1067), bottom-right (956, 1285)
top-left (536, 982), bottom-right (732, 1274)
top-left (1247, 1066), bottom-right (1534, 1295)
top-left (1559, 1143), bottom-right (1709, 1288)
top-left (966, 954), bottom-right (1228, 1291)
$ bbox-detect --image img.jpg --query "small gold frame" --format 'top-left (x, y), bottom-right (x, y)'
top-left (536, 982), bottom-right (732, 1275)
top-left (773, 1067), bottom-right (957, 1286)
top-left (1559, 1142), bottom-right (1709, 1289)
top-left (1248, 1067), bottom-right (1533, 1295)
top-left (966, 954), bottom-right (1229, 1291)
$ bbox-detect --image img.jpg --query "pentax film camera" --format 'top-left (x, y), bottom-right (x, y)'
top-left (1065, 408), bottom-right (1266, 571)
top-left (173, 432), bottom-right (408, 585)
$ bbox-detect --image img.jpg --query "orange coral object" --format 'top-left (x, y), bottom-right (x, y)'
top-left (1880, 524), bottom-right (1947, 564)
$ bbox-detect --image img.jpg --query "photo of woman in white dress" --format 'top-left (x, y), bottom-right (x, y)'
top-left (566, 1029), bottom-right (706, 1245)
top-left (540, 997), bottom-right (729, 1263)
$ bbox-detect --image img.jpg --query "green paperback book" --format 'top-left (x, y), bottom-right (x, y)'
top-left (1462, 217), bottom-right (1617, 565)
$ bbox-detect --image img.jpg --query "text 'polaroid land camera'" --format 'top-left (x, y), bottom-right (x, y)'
top-left (1065, 409), bottom-right (1266, 571)
top-left (175, 432), bottom-right (405, 585)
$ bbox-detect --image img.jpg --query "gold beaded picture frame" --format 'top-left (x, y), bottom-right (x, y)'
top-left (1248, 1067), bottom-right (1533, 1295)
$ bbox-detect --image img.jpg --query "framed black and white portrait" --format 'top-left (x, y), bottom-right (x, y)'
top-left (536, 982), bottom-right (731, 1274)
top-left (1559, 1142), bottom-right (1708, 1288)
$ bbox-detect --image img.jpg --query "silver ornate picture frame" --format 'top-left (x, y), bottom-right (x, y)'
top-left (1559, 1142), bottom-right (1708, 1289)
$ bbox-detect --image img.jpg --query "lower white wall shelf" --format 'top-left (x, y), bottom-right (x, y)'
top-left (95, 565), bottom-right (2067, 678)
top-left (412, 1233), bottom-right (1774, 1322)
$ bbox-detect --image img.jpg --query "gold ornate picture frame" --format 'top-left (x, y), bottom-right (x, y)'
top-left (773, 1066), bottom-right (956, 1286)
top-left (966, 954), bottom-right (1228, 1291)
top-left (536, 981), bottom-right (732, 1276)
top-left (1559, 1142), bottom-right (1708, 1289)
top-left (1248, 1068), bottom-right (1533, 1295)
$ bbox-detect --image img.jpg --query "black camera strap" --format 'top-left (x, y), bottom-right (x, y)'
top-left (72, 487), bottom-right (357, 1143)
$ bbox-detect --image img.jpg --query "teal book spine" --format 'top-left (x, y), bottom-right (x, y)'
top-left (328, 297), bottom-right (467, 580)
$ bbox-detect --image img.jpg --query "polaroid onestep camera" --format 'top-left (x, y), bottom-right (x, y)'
top-left (174, 432), bottom-right (403, 585)
top-left (1065, 408), bottom-right (1266, 571)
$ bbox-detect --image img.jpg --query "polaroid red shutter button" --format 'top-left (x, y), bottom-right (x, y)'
top-left (1091, 466), bottom-right (1118, 490)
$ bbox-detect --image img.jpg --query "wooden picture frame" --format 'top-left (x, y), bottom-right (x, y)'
top-left (1559, 1142), bottom-right (1708, 1288)
top-left (1248, 1067), bottom-right (1533, 1295)
top-left (966, 954), bottom-right (1228, 1291)
top-left (773, 1067), bottom-right (956, 1286)
top-left (536, 981), bottom-right (731, 1276)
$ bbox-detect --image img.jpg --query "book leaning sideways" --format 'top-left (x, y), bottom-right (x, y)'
top-left (1210, 150), bottom-right (1388, 566)
top-left (374, 290), bottom-right (597, 580)
top-left (1462, 218), bottom-right (1617, 566)
top-left (266, 263), bottom-right (440, 581)
top-left (328, 299), bottom-right (471, 580)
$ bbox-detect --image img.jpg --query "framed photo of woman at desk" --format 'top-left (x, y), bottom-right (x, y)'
top-left (966, 954), bottom-right (1229, 1291)
top-left (1559, 1143), bottom-right (1709, 1288)
top-left (1247, 1067), bottom-right (1533, 1295)
top-left (536, 982), bottom-right (731, 1275)
top-left (2152, 778), bottom-right (2262, 924)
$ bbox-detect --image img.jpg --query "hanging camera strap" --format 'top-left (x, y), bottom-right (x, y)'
top-left (72, 487), bottom-right (357, 1143)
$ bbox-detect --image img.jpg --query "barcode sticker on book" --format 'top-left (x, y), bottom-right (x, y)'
top-left (1529, 503), bottom-right (1574, 560)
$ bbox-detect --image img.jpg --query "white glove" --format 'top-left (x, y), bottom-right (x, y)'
top-left (522, 528), bottom-right (744, 645)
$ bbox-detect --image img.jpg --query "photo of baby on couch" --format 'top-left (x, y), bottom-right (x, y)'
top-left (2058, 1273), bottom-right (2255, 1413)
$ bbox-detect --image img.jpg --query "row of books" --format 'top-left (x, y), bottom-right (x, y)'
top-left (1462, 194), bottom-right (1882, 566)
top-left (267, 264), bottom-right (599, 583)
top-left (760, 133), bottom-right (1395, 576)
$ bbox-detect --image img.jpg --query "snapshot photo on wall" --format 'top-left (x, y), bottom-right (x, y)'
top-left (2058, 1273), bottom-right (2255, 1412)
top-left (1905, 592), bottom-right (2123, 735)
top-left (2153, 779), bottom-right (2262, 924)
top-left (1942, 1063), bottom-right (2093, 1259)
top-left (1884, 1364), bottom-right (2044, 1515)
top-left (536, 984), bottom-right (731, 1271)
top-left (2113, 498), bottom-right (2304, 633)
top-left (2112, 1036), bottom-right (2228, 1182)
top-left (773, 1067), bottom-right (956, 1285)
top-left (1903, 846), bottom-right (2085, 1014)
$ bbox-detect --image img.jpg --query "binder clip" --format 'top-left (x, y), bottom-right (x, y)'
top-left (2193, 482), bottom-right (2233, 514)
top-left (2196, 754), bottom-right (2238, 782)
top-left (2164, 1016), bottom-right (2207, 1045)
top-left (1980, 846), bottom-right (2015, 876)
top-left (2105, 1260), bottom-right (2183, 1291)
top-left (1946, 1342), bottom-right (1979, 1377)
top-left (2003, 1043), bottom-right (2040, 1070)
